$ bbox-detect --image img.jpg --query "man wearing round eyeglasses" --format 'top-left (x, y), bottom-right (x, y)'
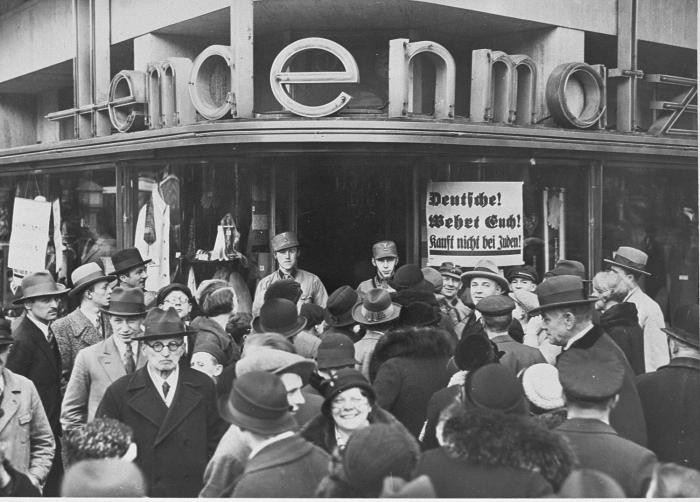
top-left (97, 307), bottom-right (225, 497)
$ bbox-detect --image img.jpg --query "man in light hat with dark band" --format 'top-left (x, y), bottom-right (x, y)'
top-left (357, 240), bottom-right (399, 298)
top-left (352, 288), bottom-right (401, 379)
top-left (252, 231), bottom-right (328, 317)
top-left (534, 275), bottom-right (647, 447)
top-left (97, 307), bottom-right (225, 497)
top-left (61, 286), bottom-right (147, 432)
top-left (52, 262), bottom-right (115, 391)
top-left (605, 246), bottom-right (668, 371)
top-left (111, 247), bottom-right (157, 308)
top-left (6, 270), bottom-right (68, 495)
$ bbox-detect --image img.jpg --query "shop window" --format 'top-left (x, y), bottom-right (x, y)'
top-left (603, 165), bottom-right (698, 321)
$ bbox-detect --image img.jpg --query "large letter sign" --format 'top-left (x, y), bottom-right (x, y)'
top-left (269, 37), bottom-right (359, 118)
top-left (426, 181), bottom-right (524, 267)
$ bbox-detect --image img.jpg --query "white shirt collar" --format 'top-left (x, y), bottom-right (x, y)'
top-left (248, 431), bottom-right (295, 460)
top-left (147, 363), bottom-right (179, 407)
top-left (564, 322), bottom-right (595, 351)
top-left (27, 313), bottom-right (50, 340)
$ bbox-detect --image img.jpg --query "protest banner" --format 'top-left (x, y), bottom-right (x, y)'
top-left (8, 197), bottom-right (52, 273)
top-left (426, 181), bottom-right (524, 267)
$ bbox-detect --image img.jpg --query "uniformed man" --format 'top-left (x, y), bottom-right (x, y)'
top-left (252, 232), bottom-right (327, 317)
top-left (437, 263), bottom-right (471, 337)
top-left (357, 240), bottom-right (399, 298)
top-left (506, 265), bottom-right (539, 292)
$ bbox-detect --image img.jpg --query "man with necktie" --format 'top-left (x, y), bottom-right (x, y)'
top-left (60, 286), bottom-right (147, 432)
top-left (6, 271), bottom-right (69, 495)
top-left (97, 307), bottom-right (226, 497)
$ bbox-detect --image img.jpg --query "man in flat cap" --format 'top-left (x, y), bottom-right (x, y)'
top-left (533, 275), bottom-right (647, 447)
top-left (605, 246), bottom-right (668, 372)
top-left (476, 295), bottom-right (545, 375)
top-left (636, 304), bottom-right (700, 470)
top-left (52, 262), bottom-right (115, 391)
top-left (97, 307), bottom-right (225, 497)
top-left (252, 231), bottom-right (328, 317)
top-left (555, 345), bottom-right (657, 497)
top-left (61, 287), bottom-right (147, 432)
top-left (6, 271), bottom-right (69, 495)
top-left (111, 247), bottom-right (157, 308)
top-left (357, 240), bottom-right (399, 298)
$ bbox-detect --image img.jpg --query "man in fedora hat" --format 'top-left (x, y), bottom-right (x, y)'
top-left (6, 270), bottom-right (68, 495)
top-left (253, 298), bottom-right (321, 358)
top-left (251, 231), bottom-right (328, 317)
top-left (438, 262), bottom-right (471, 336)
top-left (636, 304), bottom-right (700, 470)
top-left (605, 246), bottom-right (668, 372)
top-left (352, 288), bottom-right (401, 379)
top-left (96, 307), bottom-right (225, 497)
top-left (111, 247), bottom-right (157, 308)
top-left (555, 345), bottom-right (657, 497)
top-left (533, 275), bottom-right (648, 447)
top-left (52, 262), bottom-right (116, 391)
top-left (61, 287), bottom-right (147, 432)
top-left (222, 371), bottom-right (329, 498)
top-left (0, 318), bottom-right (55, 492)
top-left (357, 240), bottom-right (399, 298)
top-left (200, 348), bottom-right (321, 497)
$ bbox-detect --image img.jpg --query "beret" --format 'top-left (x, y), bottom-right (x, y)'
top-left (558, 346), bottom-right (625, 401)
top-left (475, 294), bottom-right (516, 316)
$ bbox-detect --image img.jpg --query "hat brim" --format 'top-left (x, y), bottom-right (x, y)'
top-left (506, 272), bottom-right (537, 283)
top-left (113, 259), bottom-right (153, 276)
top-left (317, 356), bottom-right (358, 371)
top-left (323, 309), bottom-right (356, 328)
top-left (461, 271), bottom-right (510, 293)
top-left (260, 316), bottom-right (308, 339)
top-left (12, 286), bottom-right (70, 305)
top-left (603, 259), bottom-right (651, 277)
top-left (69, 275), bottom-right (117, 297)
top-left (351, 302), bottom-right (401, 325)
top-left (662, 327), bottom-right (700, 349)
top-left (273, 360), bottom-right (317, 386)
top-left (131, 328), bottom-right (197, 342)
top-left (530, 298), bottom-right (597, 316)
top-left (101, 307), bottom-right (147, 318)
top-left (389, 278), bottom-right (434, 293)
top-left (219, 399), bottom-right (297, 435)
top-left (440, 272), bottom-right (461, 281)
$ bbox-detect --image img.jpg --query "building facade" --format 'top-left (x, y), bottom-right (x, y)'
top-left (0, 0), bottom-right (696, 320)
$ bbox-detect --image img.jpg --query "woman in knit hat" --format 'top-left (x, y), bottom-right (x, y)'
top-left (300, 368), bottom-right (411, 454)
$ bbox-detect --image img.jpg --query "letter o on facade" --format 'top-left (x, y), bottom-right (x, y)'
top-left (108, 70), bottom-right (147, 132)
top-left (546, 62), bottom-right (605, 129)
top-left (189, 45), bottom-right (235, 120)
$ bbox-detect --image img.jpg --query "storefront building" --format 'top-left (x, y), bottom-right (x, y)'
top-left (0, 0), bottom-right (696, 321)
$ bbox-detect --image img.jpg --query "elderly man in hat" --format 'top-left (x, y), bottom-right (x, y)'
top-left (6, 270), bottom-right (68, 495)
top-left (223, 371), bottom-right (329, 498)
top-left (0, 318), bottom-right (55, 493)
top-left (52, 262), bottom-right (115, 391)
top-left (252, 231), bottom-right (328, 317)
top-left (96, 307), bottom-right (225, 497)
top-left (61, 287), bottom-right (147, 432)
top-left (555, 345), bottom-right (657, 497)
top-left (357, 240), bottom-right (399, 298)
top-left (352, 288), bottom-right (401, 379)
top-left (437, 262), bottom-right (471, 336)
top-left (533, 275), bottom-right (648, 447)
top-left (111, 247), bottom-right (157, 308)
top-left (476, 295), bottom-right (545, 375)
top-left (200, 348), bottom-right (320, 497)
top-left (636, 304), bottom-right (700, 470)
top-left (605, 246), bottom-right (668, 372)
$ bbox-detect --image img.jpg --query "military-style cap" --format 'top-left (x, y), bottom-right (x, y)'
top-left (475, 294), bottom-right (516, 316)
top-left (506, 265), bottom-right (539, 284)
top-left (439, 262), bottom-right (463, 280)
top-left (271, 231), bottom-right (300, 253)
top-left (372, 240), bottom-right (398, 259)
top-left (558, 346), bottom-right (625, 402)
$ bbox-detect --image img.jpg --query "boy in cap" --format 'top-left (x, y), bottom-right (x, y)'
top-left (555, 346), bottom-right (657, 497)
top-left (190, 343), bottom-right (225, 381)
top-left (97, 307), bottom-right (225, 497)
top-left (252, 231), bottom-right (328, 317)
top-left (357, 240), bottom-right (399, 297)
top-left (605, 246), bottom-right (668, 371)
top-left (506, 265), bottom-right (539, 292)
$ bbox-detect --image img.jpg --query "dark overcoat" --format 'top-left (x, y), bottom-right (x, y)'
top-left (559, 324), bottom-right (648, 446)
top-left (370, 328), bottom-right (453, 437)
top-left (232, 434), bottom-right (329, 498)
top-left (636, 357), bottom-right (700, 470)
top-left (599, 302), bottom-right (645, 375)
top-left (96, 365), bottom-right (226, 497)
top-left (555, 418), bottom-right (657, 497)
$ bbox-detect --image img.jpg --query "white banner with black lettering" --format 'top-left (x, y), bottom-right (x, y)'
top-left (426, 181), bottom-right (524, 267)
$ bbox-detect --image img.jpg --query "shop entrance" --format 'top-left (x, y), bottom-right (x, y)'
top-left (295, 160), bottom-right (411, 293)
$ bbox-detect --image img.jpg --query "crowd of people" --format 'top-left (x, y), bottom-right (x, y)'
top-left (0, 230), bottom-right (698, 498)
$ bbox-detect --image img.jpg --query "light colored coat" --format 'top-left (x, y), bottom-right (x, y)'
top-left (60, 337), bottom-right (145, 432)
top-left (252, 269), bottom-right (328, 317)
top-left (0, 369), bottom-right (55, 489)
top-left (625, 287), bottom-right (669, 371)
